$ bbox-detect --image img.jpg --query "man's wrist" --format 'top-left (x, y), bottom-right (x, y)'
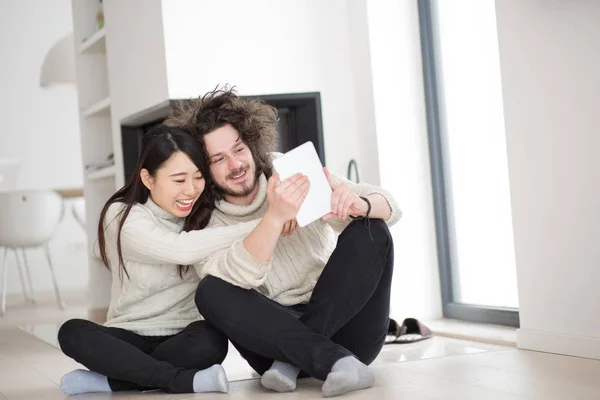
top-left (350, 196), bottom-right (371, 219)
top-left (264, 209), bottom-right (287, 229)
top-left (360, 196), bottom-right (372, 217)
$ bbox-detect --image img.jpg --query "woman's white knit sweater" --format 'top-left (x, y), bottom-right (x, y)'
top-left (196, 171), bottom-right (402, 306)
top-left (101, 199), bottom-right (258, 336)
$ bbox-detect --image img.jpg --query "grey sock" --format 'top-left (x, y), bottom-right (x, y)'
top-left (193, 364), bottom-right (228, 393)
top-left (261, 360), bottom-right (300, 392)
top-left (322, 356), bottom-right (375, 397)
top-left (60, 369), bottom-right (111, 395)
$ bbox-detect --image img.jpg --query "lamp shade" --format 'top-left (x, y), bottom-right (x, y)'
top-left (40, 34), bottom-right (76, 87)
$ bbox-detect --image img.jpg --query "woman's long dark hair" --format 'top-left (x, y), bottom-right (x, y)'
top-left (97, 125), bottom-right (216, 281)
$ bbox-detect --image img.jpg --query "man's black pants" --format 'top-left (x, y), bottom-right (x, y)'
top-left (195, 218), bottom-right (394, 381)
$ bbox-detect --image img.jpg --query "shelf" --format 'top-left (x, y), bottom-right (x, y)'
top-left (79, 27), bottom-right (106, 54)
top-left (87, 165), bottom-right (116, 181)
top-left (83, 97), bottom-right (111, 118)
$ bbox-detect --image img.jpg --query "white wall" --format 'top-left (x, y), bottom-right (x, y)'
top-left (0, 1), bottom-right (82, 190)
top-left (496, 0), bottom-right (600, 358)
top-left (0, 0), bottom-right (88, 295)
top-left (346, 0), bottom-right (381, 186)
top-left (160, 0), bottom-right (375, 183)
top-left (365, 0), bottom-right (443, 320)
top-left (104, 0), bottom-right (169, 133)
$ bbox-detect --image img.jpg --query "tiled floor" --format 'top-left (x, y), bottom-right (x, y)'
top-left (1, 291), bottom-right (600, 399)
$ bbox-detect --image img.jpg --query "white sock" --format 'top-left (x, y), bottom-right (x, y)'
top-left (321, 356), bottom-right (375, 397)
top-left (60, 369), bottom-right (111, 395)
top-left (193, 364), bottom-right (228, 393)
top-left (261, 360), bottom-right (300, 392)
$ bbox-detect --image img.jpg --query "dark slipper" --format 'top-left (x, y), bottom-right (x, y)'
top-left (385, 317), bottom-right (433, 344)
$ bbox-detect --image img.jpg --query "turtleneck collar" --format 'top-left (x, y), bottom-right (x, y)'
top-left (215, 174), bottom-right (268, 217)
top-left (143, 197), bottom-right (182, 224)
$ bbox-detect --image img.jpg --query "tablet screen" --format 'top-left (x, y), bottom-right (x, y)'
top-left (272, 142), bottom-right (332, 227)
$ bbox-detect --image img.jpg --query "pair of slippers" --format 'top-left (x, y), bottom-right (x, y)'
top-left (385, 317), bottom-right (433, 344)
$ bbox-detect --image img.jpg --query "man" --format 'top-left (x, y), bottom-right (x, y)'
top-left (166, 87), bottom-right (401, 397)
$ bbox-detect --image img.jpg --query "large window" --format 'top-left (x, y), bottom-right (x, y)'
top-left (418, 0), bottom-right (519, 326)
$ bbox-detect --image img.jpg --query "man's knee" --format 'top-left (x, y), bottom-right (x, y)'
top-left (369, 219), bottom-right (392, 243)
top-left (195, 276), bottom-right (227, 316)
top-left (346, 218), bottom-right (392, 246)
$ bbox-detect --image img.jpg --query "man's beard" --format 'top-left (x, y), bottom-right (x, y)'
top-left (216, 166), bottom-right (258, 198)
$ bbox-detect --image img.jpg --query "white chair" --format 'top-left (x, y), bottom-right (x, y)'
top-left (71, 199), bottom-right (86, 231)
top-left (0, 190), bottom-right (66, 315)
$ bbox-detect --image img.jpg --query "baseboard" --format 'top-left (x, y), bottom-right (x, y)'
top-left (87, 307), bottom-right (108, 324)
top-left (517, 328), bottom-right (600, 360)
top-left (425, 318), bottom-right (517, 347)
top-left (433, 331), bottom-right (516, 347)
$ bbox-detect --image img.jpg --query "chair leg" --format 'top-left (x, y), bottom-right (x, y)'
top-left (1, 247), bottom-right (8, 316)
top-left (20, 249), bottom-right (36, 303)
top-left (42, 244), bottom-right (65, 309)
top-left (14, 249), bottom-right (34, 303)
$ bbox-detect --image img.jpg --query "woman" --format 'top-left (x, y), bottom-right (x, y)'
top-left (57, 125), bottom-right (261, 395)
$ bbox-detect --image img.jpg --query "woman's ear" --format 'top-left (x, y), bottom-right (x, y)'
top-left (140, 169), bottom-right (154, 191)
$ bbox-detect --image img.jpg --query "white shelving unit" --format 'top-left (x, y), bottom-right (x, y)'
top-left (87, 165), bottom-right (116, 181)
top-left (79, 27), bottom-right (106, 54)
top-left (71, 0), bottom-right (168, 321)
top-left (71, 0), bottom-right (117, 319)
top-left (83, 96), bottom-right (111, 118)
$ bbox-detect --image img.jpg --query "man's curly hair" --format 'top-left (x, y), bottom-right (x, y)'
top-left (165, 86), bottom-right (279, 183)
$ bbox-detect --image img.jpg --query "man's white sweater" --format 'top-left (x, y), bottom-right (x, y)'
top-left (197, 172), bottom-right (402, 306)
top-left (102, 199), bottom-right (258, 336)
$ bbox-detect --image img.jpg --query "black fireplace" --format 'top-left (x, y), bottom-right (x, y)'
top-left (121, 92), bottom-right (324, 182)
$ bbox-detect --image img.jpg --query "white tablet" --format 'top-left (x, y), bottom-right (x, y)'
top-left (272, 142), bottom-right (332, 227)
